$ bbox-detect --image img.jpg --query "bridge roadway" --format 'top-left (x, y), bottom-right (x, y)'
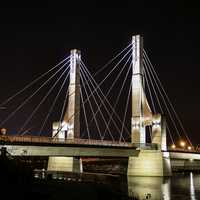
top-left (1, 135), bottom-right (200, 161)
top-left (0, 135), bottom-right (139, 157)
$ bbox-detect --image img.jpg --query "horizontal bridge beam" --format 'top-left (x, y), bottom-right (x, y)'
top-left (1, 144), bottom-right (139, 157)
top-left (169, 152), bottom-right (200, 160)
top-left (2, 144), bottom-right (200, 160)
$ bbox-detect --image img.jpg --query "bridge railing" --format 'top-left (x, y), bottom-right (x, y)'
top-left (0, 135), bottom-right (131, 147)
top-left (0, 135), bottom-right (159, 150)
top-left (168, 147), bottom-right (199, 153)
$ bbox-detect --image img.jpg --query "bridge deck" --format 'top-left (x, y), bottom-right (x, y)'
top-left (1, 135), bottom-right (200, 159)
top-left (0, 135), bottom-right (151, 157)
top-left (0, 135), bottom-right (132, 147)
top-left (0, 135), bottom-right (158, 149)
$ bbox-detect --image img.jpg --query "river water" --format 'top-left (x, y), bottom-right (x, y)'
top-left (33, 170), bottom-right (200, 199)
top-left (127, 172), bottom-right (200, 200)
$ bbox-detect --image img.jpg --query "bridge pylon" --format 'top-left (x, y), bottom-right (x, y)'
top-left (48, 49), bottom-right (82, 173)
top-left (128, 35), bottom-right (171, 177)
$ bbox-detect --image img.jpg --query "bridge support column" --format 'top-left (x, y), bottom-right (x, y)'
top-left (128, 150), bottom-right (171, 176)
top-left (129, 35), bottom-right (171, 176)
top-left (47, 122), bottom-right (83, 173)
top-left (128, 115), bottom-right (171, 176)
top-left (47, 49), bottom-right (82, 173)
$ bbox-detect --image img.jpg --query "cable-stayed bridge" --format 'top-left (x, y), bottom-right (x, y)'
top-left (0, 35), bottom-right (198, 176)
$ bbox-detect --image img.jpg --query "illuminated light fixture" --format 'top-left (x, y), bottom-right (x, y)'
top-left (61, 121), bottom-right (68, 131)
top-left (187, 146), bottom-right (192, 150)
top-left (180, 141), bottom-right (186, 147)
top-left (171, 144), bottom-right (176, 149)
top-left (132, 120), bottom-right (140, 129)
top-left (153, 124), bottom-right (160, 129)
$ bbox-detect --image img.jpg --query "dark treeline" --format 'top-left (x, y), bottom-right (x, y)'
top-left (0, 147), bottom-right (34, 199)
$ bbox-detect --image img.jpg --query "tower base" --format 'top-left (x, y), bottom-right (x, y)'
top-left (127, 150), bottom-right (171, 176)
top-left (47, 156), bottom-right (82, 173)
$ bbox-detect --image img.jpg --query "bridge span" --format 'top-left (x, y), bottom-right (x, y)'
top-left (1, 135), bottom-right (200, 162)
top-left (0, 135), bottom-right (139, 157)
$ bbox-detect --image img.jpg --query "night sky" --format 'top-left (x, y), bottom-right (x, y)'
top-left (0, 1), bottom-right (199, 145)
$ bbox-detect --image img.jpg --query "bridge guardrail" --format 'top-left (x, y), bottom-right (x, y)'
top-left (0, 135), bottom-right (161, 150)
top-left (0, 135), bottom-right (132, 147)
top-left (168, 147), bottom-right (198, 153)
top-left (2, 135), bottom-right (200, 153)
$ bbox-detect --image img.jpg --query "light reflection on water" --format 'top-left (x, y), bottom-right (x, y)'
top-left (190, 172), bottom-right (196, 200)
top-left (128, 176), bottom-right (170, 199)
top-left (127, 172), bottom-right (200, 200)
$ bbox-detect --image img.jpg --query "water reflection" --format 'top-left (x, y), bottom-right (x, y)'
top-left (171, 172), bottom-right (200, 199)
top-left (190, 172), bottom-right (196, 200)
top-left (127, 173), bottom-right (200, 200)
top-left (127, 176), bottom-right (171, 200)
top-left (162, 178), bottom-right (171, 200)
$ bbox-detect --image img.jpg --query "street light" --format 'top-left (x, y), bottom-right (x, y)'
top-left (187, 146), bottom-right (192, 150)
top-left (180, 141), bottom-right (186, 147)
top-left (171, 144), bottom-right (176, 149)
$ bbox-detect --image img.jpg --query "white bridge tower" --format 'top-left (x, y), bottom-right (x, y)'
top-left (48, 49), bottom-right (82, 173)
top-left (128, 35), bottom-right (171, 176)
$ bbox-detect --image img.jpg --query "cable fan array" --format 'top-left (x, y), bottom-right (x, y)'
top-left (0, 56), bottom-right (71, 136)
top-left (0, 44), bottom-right (133, 141)
top-left (143, 49), bottom-right (193, 148)
top-left (79, 42), bottom-right (134, 141)
top-left (0, 40), bottom-right (193, 149)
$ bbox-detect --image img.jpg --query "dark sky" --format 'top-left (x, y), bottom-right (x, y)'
top-left (0, 1), bottom-right (199, 145)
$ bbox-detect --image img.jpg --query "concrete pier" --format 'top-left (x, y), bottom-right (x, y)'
top-left (128, 150), bottom-right (171, 176)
